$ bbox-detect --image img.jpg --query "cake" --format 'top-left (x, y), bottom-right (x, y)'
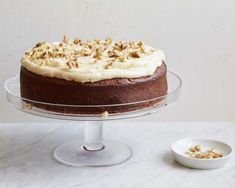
top-left (20, 37), bottom-right (168, 114)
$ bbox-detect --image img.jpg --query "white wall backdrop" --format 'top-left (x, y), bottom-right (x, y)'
top-left (0, 0), bottom-right (235, 122)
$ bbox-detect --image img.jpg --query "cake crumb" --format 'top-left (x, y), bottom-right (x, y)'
top-left (101, 111), bottom-right (109, 118)
top-left (22, 103), bottom-right (32, 110)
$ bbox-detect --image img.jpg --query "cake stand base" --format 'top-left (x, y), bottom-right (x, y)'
top-left (54, 121), bottom-right (132, 167)
top-left (54, 140), bottom-right (132, 167)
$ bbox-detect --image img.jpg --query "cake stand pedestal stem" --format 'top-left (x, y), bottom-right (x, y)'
top-left (83, 121), bottom-right (105, 151)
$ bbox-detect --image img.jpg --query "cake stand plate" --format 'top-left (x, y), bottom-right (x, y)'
top-left (4, 71), bottom-right (182, 167)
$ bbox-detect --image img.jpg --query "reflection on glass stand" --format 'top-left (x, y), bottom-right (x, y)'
top-left (4, 71), bottom-right (182, 167)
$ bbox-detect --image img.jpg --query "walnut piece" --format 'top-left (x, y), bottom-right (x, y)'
top-left (105, 37), bottom-right (112, 43)
top-left (40, 60), bottom-right (47, 66)
top-left (189, 145), bottom-right (201, 152)
top-left (93, 59), bottom-right (98, 63)
top-left (129, 41), bottom-right (135, 48)
top-left (137, 41), bottom-right (144, 47)
top-left (73, 38), bottom-right (81, 45)
top-left (66, 60), bottom-right (79, 69)
top-left (118, 56), bottom-right (126, 62)
top-left (63, 35), bottom-right (69, 44)
top-left (129, 51), bottom-right (141, 58)
top-left (80, 49), bottom-right (91, 56)
top-left (107, 50), bottom-right (118, 58)
top-left (93, 48), bottom-right (102, 60)
top-left (104, 61), bottom-right (113, 69)
top-left (35, 41), bottom-right (46, 48)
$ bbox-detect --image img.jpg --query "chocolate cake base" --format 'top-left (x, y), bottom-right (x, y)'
top-left (20, 63), bottom-right (168, 114)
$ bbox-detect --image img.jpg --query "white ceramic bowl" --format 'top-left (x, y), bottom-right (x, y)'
top-left (171, 138), bottom-right (232, 169)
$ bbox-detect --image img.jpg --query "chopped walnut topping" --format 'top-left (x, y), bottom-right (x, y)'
top-left (72, 50), bottom-right (79, 56)
top-left (94, 39), bottom-right (101, 44)
top-left (80, 49), bottom-right (91, 56)
top-left (107, 50), bottom-right (118, 58)
top-left (63, 35), bottom-right (69, 44)
top-left (40, 60), bottom-right (47, 66)
top-left (35, 41), bottom-right (46, 48)
top-left (66, 60), bottom-right (79, 69)
top-left (48, 51), bottom-right (56, 58)
top-left (105, 37), bottom-right (113, 44)
top-left (53, 48), bottom-right (59, 52)
top-left (40, 52), bottom-right (47, 59)
top-left (140, 46), bottom-right (145, 53)
top-left (93, 59), bottom-right (98, 63)
top-left (25, 51), bottom-right (30, 56)
top-left (30, 51), bottom-right (40, 60)
top-left (73, 38), bottom-right (81, 45)
top-left (114, 43), bottom-right (121, 51)
top-left (120, 43), bottom-right (128, 50)
top-left (104, 61), bottom-right (113, 69)
top-left (25, 37), bottom-right (156, 71)
top-left (113, 43), bottom-right (127, 51)
top-left (118, 56), bottom-right (126, 62)
top-left (93, 48), bottom-right (102, 60)
top-left (88, 44), bottom-right (93, 49)
top-left (137, 41), bottom-right (144, 47)
top-left (101, 111), bottom-right (109, 118)
top-left (185, 145), bottom-right (224, 159)
top-left (129, 41), bottom-right (135, 48)
top-left (58, 53), bottom-right (65, 58)
top-left (129, 51), bottom-right (141, 58)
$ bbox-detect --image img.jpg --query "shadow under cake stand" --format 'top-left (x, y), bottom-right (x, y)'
top-left (4, 71), bottom-right (182, 167)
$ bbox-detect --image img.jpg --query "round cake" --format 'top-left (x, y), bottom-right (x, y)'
top-left (20, 37), bottom-right (168, 114)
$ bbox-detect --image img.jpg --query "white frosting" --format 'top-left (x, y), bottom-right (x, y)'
top-left (21, 40), bottom-right (165, 83)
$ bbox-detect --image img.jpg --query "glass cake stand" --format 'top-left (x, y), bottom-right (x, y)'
top-left (4, 71), bottom-right (182, 167)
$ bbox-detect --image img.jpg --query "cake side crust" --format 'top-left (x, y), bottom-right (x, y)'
top-left (20, 63), bottom-right (168, 114)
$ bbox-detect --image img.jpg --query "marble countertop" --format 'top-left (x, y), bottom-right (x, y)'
top-left (0, 122), bottom-right (234, 188)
